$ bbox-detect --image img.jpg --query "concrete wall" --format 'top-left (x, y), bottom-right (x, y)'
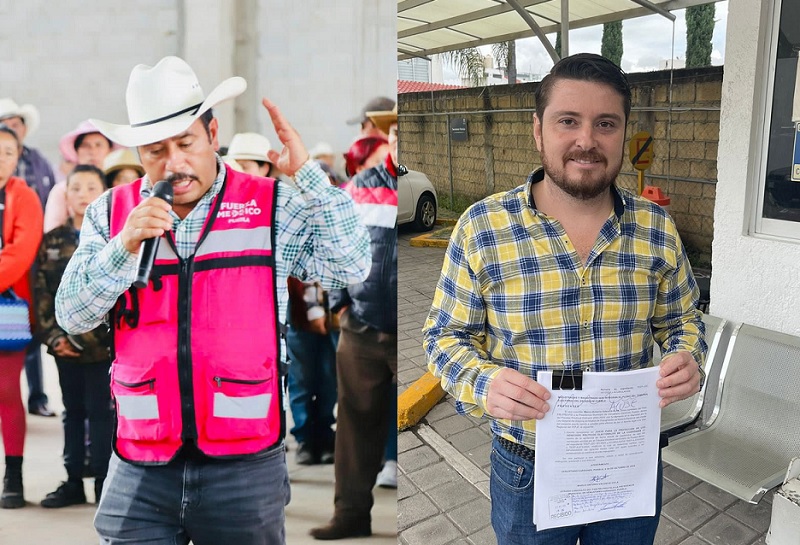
top-left (399, 67), bottom-right (723, 264)
top-left (1, 0), bottom-right (395, 173)
top-left (711, 0), bottom-right (800, 335)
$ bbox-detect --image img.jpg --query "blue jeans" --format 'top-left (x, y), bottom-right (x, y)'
top-left (94, 446), bottom-right (290, 545)
top-left (489, 436), bottom-right (662, 545)
top-left (286, 327), bottom-right (338, 446)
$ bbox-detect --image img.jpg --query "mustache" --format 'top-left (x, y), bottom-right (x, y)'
top-left (165, 173), bottom-right (200, 184)
top-left (564, 150), bottom-right (606, 164)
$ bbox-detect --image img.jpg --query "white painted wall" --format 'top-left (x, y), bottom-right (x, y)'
top-left (0, 0), bottom-right (395, 175)
top-left (712, 0), bottom-right (800, 335)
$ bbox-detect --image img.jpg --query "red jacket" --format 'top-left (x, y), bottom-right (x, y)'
top-left (0, 176), bottom-right (44, 326)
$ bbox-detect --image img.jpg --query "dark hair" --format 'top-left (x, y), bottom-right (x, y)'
top-left (0, 123), bottom-right (21, 149)
top-left (74, 132), bottom-right (114, 152)
top-left (344, 136), bottom-right (388, 178)
top-left (534, 53), bottom-right (631, 121)
top-left (200, 109), bottom-right (214, 140)
top-left (67, 164), bottom-right (108, 188)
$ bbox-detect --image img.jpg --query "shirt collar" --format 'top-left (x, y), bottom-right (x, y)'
top-left (524, 167), bottom-right (626, 219)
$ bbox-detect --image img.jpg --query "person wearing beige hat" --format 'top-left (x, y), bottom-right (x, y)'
top-left (347, 96), bottom-right (395, 138)
top-left (103, 148), bottom-right (145, 187)
top-left (224, 132), bottom-right (275, 177)
top-left (55, 55), bottom-right (370, 545)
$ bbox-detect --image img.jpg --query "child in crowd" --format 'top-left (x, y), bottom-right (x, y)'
top-left (34, 164), bottom-right (113, 507)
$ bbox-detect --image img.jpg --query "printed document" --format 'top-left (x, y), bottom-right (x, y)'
top-left (532, 367), bottom-right (661, 530)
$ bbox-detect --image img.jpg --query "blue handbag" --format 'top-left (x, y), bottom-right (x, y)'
top-left (0, 289), bottom-right (32, 352)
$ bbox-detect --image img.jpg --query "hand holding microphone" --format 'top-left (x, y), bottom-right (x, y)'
top-left (120, 181), bottom-right (174, 288)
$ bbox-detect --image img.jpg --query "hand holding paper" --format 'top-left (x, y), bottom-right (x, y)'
top-left (486, 368), bottom-right (551, 420)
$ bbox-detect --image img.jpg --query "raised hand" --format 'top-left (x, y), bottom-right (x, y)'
top-left (261, 98), bottom-right (310, 177)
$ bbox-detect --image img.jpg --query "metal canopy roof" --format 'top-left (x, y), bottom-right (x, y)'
top-left (398, 0), bottom-right (711, 62)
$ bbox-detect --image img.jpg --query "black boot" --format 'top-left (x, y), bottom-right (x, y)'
top-left (40, 479), bottom-right (86, 508)
top-left (1, 456), bottom-right (24, 509)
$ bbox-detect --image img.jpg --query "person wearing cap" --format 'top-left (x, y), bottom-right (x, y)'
top-left (43, 120), bottom-right (120, 232)
top-left (346, 96), bottom-right (395, 138)
top-left (103, 148), bottom-right (145, 187)
top-left (55, 56), bottom-right (370, 545)
top-left (312, 104), bottom-right (398, 540)
top-left (0, 99), bottom-right (58, 419)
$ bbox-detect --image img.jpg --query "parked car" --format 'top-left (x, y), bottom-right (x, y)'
top-left (398, 169), bottom-right (437, 231)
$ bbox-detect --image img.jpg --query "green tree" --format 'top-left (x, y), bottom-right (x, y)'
top-left (686, 3), bottom-right (715, 67)
top-left (601, 20), bottom-right (623, 66)
top-left (443, 48), bottom-right (486, 86)
top-left (492, 41), bottom-right (517, 83)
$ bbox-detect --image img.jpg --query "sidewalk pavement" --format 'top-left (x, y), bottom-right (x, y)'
top-left (0, 350), bottom-right (396, 544)
top-left (397, 227), bottom-right (772, 545)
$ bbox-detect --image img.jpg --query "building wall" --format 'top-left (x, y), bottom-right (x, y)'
top-left (399, 67), bottom-right (723, 263)
top-left (1, 0), bottom-right (395, 172)
top-left (711, 0), bottom-right (800, 335)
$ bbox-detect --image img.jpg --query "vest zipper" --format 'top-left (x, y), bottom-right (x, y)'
top-left (178, 257), bottom-right (197, 440)
top-left (114, 378), bottom-right (155, 391)
top-left (213, 376), bottom-right (269, 388)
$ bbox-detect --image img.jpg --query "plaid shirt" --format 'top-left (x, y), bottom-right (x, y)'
top-left (423, 169), bottom-right (707, 448)
top-left (55, 156), bottom-right (371, 341)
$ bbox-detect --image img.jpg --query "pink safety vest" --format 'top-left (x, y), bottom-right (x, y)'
top-left (108, 167), bottom-right (283, 464)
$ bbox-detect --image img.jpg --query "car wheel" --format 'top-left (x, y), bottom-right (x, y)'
top-left (413, 194), bottom-right (437, 232)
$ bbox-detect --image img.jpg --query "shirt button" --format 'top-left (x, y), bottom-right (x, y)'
top-left (583, 322), bottom-right (590, 328)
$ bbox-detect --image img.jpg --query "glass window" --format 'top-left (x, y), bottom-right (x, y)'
top-left (755, 0), bottom-right (800, 238)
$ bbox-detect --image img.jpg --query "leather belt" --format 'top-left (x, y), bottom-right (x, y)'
top-left (497, 436), bottom-right (536, 462)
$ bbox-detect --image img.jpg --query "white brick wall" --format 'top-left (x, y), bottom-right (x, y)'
top-left (1, 0), bottom-right (395, 174)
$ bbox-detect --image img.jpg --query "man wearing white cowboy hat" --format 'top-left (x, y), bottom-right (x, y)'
top-left (224, 132), bottom-right (277, 178)
top-left (55, 56), bottom-right (371, 545)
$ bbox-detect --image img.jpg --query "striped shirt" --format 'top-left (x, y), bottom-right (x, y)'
top-left (423, 169), bottom-right (707, 448)
top-left (55, 156), bottom-right (371, 342)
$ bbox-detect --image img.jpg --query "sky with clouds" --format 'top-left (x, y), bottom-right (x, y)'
top-left (440, 1), bottom-right (728, 83)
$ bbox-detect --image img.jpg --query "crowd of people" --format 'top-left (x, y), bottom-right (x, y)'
top-left (0, 55), bottom-right (399, 544)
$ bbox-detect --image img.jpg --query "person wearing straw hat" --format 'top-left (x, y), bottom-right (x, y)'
top-left (103, 148), bottom-right (145, 188)
top-left (312, 102), bottom-right (398, 541)
top-left (55, 56), bottom-right (371, 545)
top-left (224, 132), bottom-right (276, 178)
top-left (346, 96), bottom-right (395, 139)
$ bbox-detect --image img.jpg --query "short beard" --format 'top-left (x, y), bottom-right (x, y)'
top-left (541, 144), bottom-right (621, 201)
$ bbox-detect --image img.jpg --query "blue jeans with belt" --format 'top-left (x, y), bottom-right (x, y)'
top-left (95, 446), bottom-right (290, 545)
top-left (489, 436), bottom-right (662, 545)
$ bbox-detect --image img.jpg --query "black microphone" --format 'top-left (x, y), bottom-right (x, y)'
top-left (133, 181), bottom-right (174, 289)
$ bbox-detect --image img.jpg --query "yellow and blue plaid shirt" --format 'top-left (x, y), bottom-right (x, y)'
top-left (423, 169), bottom-right (707, 448)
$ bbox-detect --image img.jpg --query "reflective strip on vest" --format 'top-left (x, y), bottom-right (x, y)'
top-left (156, 240), bottom-right (179, 260)
top-left (213, 392), bottom-right (272, 419)
top-left (354, 203), bottom-right (397, 228)
top-left (116, 395), bottom-right (159, 420)
top-left (195, 226), bottom-right (272, 258)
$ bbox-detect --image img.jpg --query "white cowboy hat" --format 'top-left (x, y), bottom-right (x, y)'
top-left (102, 148), bottom-right (145, 178)
top-left (309, 142), bottom-right (335, 158)
top-left (224, 132), bottom-right (273, 164)
top-left (0, 98), bottom-right (40, 138)
top-left (90, 56), bottom-right (246, 148)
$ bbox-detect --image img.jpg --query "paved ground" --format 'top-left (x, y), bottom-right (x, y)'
top-left (397, 227), bottom-right (773, 545)
top-left (0, 350), bottom-right (397, 544)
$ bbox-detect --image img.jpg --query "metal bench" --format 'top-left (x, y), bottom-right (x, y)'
top-left (663, 323), bottom-right (800, 503)
top-left (658, 314), bottom-right (730, 434)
